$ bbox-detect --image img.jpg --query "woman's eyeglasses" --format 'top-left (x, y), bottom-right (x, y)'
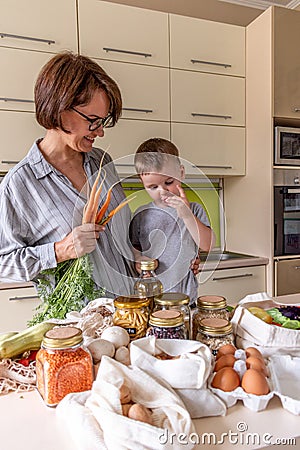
top-left (71, 107), bottom-right (112, 131)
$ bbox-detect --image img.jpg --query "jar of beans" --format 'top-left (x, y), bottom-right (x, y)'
top-left (195, 318), bottom-right (234, 355)
top-left (35, 326), bottom-right (93, 407)
top-left (113, 296), bottom-right (150, 341)
top-left (146, 310), bottom-right (187, 339)
top-left (153, 292), bottom-right (191, 338)
top-left (192, 295), bottom-right (229, 340)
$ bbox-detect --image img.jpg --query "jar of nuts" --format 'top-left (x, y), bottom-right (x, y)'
top-left (195, 317), bottom-right (234, 355)
top-left (153, 292), bottom-right (191, 338)
top-left (35, 326), bottom-right (93, 407)
top-left (113, 296), bottom-right (150, 341)
top-left (192, 295), bottom-right (229, 340)
top-left (146, 310), bottom-right (187, 339)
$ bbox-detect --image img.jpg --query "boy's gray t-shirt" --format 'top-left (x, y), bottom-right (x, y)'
top-left (129, 202), bottom-right (210, 304)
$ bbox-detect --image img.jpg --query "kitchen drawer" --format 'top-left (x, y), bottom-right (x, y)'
top-left (97, 119), bottom-right (170, 174)
top-left (170, 14), bottom-right (245, 77)
top-left (0, 110), bottom-right (44, 172)
top-left (0, 286), bottom-right (41, 333)
top-left (171, 122), bottom-right (245, 176)
top-left (99, 60), bottom-right (170, 122)
top-left (0, 0), bottom-right (77, 53)
top-left (171, 69), bottom-right (245, 127)
top-left (78, 0), bottom-right (169, 67)
top-left (0, 48), bottom-right (52, 112)
top-left (198, 265), bottom-right (266, 305)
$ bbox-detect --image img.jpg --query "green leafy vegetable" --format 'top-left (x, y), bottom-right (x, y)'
top-left (267, 308), bottom-right (300, 329)
top-left (28, 255), bottom-right (104, 326)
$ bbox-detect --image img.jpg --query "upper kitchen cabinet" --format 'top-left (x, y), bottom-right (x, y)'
top-left (78, 0), bottom-right (169, 67)
top-left (0, 0), bottom-right (77, 53)
top-left (273, 7), bottom-right (300, 119)
top-left (169, 14), bottom-right (245, 77)
top-left (0, 48), bottom-right (52, 112)
top-left (171, 70), bottom-right (245, 127)
top-left (98, 60), bottom-right (170, 122)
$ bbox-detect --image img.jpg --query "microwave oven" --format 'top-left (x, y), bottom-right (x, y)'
top-left (275, 126), bottom-right (300, 166)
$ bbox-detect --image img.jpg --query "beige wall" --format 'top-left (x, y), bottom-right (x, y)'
top-left (104, 0), bottom-right (263, 26)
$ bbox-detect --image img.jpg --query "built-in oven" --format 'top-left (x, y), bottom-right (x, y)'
top-left (274, 168), bottom-right (300, 296)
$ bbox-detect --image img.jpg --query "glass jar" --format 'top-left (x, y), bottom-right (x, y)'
top-left (134, 259), bottom-right (163, 312)
top-left (195, 318), bottom-right (234, 355)
top-left (113, 295), bottom-right (150, 341)
top-left (153, 292), bottom-right (191, 338)
top-left (35, 326), bottom-right (93, 407)
top-left (192, 295), bottom-right (229, 340)
top-left (146, 310), bottom-right (187, 340)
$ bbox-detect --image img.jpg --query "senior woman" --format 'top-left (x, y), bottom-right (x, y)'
top-left (0, 52), bottom-right (134, 296)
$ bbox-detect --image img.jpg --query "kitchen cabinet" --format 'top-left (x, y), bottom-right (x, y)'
top-left (0, 110), bottom-right (44, 173)
top-left (78, 0), bottom-right (169, 67)
top-left (98, 60), bottom-right (170, 122)
top-left (0, 47), bottom-right (52, 112)
top-left (171, 69), bottom-right (245, 127)
top-left (170, 14), bottom-right (245, 77)
top-left (172, 123), bottom-right (245, 176)
top-left (198, 265), bottom-right (266, 305)
top-left (0, 0), bottom-right (77, 53)
top-left (0, 286), bottom-right (40, 333)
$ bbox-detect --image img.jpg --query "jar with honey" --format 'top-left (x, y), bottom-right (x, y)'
top-left (35, 326), bottom-right (93, 407)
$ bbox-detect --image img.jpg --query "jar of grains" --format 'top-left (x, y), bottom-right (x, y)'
top-left (153, 292), bottom-right (191, 338)
top-left (195, 318), bottom-right (234, 355)
top-left (35, 326), bottom-right (93, 407)
top-left (113, 296), bottom-right (150, 341)
top-left (192, 295), bottom-right (229, 340)
top-left (146, 310), bottom-right (187, 339)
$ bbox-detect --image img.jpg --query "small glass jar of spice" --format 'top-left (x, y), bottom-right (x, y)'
top-left (192, 295), bottom-right (229, 340)
top-left (195, 318), bottom-right (234, 355)
top-left (153, 292), bottom-right (191, 338)
top-left (35, 326), bottom-right (93, 407)
top-left (146, 310), bottom-right (187, 340)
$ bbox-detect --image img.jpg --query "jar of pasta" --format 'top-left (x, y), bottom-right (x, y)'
top-left (195, 318), bottom-right (234, 355)
top-left (192, 295), bottom-right (229, 340)
top-left (146, 310), bottom-right (187, 340)
top-left (113, 296), bottom-right (150, 341)
top-left (153, 292), bottom-right (191, 338)
top-left (35, 326), bottom-right (93, 407)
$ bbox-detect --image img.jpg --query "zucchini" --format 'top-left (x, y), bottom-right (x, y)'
top-left (0, 332), bottom-right (18, 344)
top-left (0, 322), bottom-right (55, 359)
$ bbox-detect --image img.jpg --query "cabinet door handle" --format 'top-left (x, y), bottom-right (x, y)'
top-left (294, 266), bottom-right (300, 270)
top-left (103, 47), bottom-right (152, 58)
top-left (1, 160), bottom-right (20, 165)
top-left (0, 32), bottom-right (55, 45)
top-left (0, 97), bottom-right (34, 104)
top-left (191, 59), bottom-right (232, 69)
top-left (122, 107), bottom-right (153, 114)
top-left (191, 112), bottom-right (232, 120)
top-left (294, 108), bottom-right (300, 112)
top-left (9, 295), bottom-right (40, 301)
top-left (194, 164), bottom-right (233, 169)
top-left (212, 273), bottom-right (253, 281)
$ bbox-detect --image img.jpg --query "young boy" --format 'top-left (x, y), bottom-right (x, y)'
top-left (129, 138), bottom-right (215, 306)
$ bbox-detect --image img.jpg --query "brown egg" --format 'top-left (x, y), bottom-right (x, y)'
top-left (214, 354), bottom-right (236, 372)
top-left (216, 344), bottom-right (237, 360)
top-left (211, 367), bottom-right (240, 392)
top-left (241, 369), bottom-right (269, 395)
top-left (245, 347), bottom-right (264, 360)
top-left (246, 356), bottom-right (268, 377)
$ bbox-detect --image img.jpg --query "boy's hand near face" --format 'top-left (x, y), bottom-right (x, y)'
top-left (164, 185), bottom-right (192, 219)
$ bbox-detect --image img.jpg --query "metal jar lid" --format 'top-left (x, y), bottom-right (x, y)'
top-left (114, 295), bottom-right (150, 309)
top-left (198, 317), bottom-right (232, 335)
top-left (140, 259), bottom-right (156, 271)
top-left (154, 292), bottom-right (190, 306)
top-left (197, 295), bottom-right (227, 310)
top-left (149, 310), bottom-right (184, 327)
top-left (42, 326), bottom-right (83, 349)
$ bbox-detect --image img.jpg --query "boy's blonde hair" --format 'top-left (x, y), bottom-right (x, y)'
top-left (134, 138), bottom-right (181, 175)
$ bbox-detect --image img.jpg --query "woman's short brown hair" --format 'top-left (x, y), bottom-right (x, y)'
top-left (34, 52), bottom-right (122, 131)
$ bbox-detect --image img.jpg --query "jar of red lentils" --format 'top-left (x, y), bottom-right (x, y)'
top-left (35, 326), bottom-right (93, 407)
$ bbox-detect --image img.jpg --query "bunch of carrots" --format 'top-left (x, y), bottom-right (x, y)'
top-left (29, 155), bottom-right (135, 325)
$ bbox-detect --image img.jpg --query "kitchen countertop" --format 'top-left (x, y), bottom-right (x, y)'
top-left (0, 390), bottom-right (298, 450)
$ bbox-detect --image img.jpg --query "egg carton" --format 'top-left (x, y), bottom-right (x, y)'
top-left (208, 355), bottom-right (300, 414)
